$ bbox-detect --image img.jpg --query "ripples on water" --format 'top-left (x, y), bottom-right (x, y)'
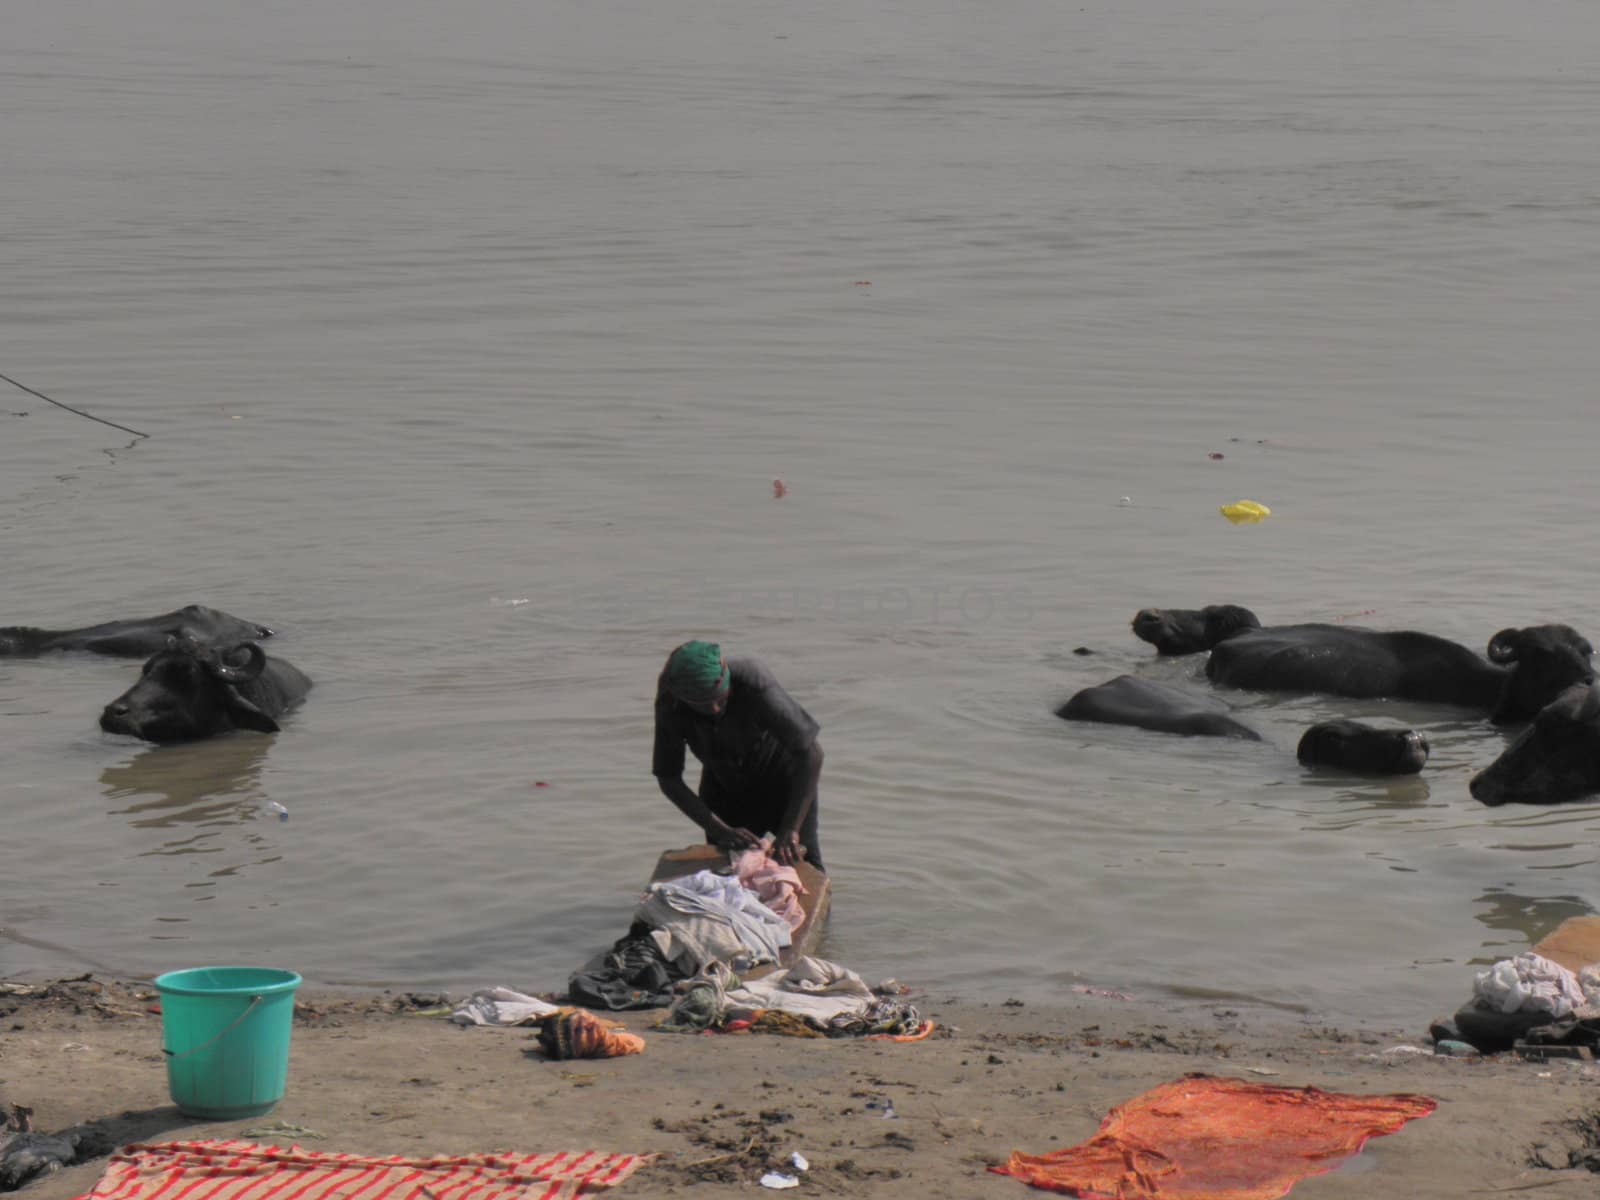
top-left (3, 0), bottom-right (1600, 1027)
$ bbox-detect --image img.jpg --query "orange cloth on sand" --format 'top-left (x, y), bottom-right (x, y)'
top-left (537, 1008), bottom-right (646, 1059)
top-left (867, 1019), bottom-right (937, 1042)
top-left (991, 1073), bottom-right (1435, 1200)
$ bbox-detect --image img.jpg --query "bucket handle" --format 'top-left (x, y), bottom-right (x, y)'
top-left (162, 994), bottom-right (264, 1060)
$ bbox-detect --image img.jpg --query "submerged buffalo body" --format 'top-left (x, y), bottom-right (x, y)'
top-left (100, 638), bottom-right (311, 744)
top-left (1296, 720), bottom-right (1430, 776)
top-left (1206, 624), bottom-right (1500, 705)
top-left (1203, 622), bottom-right (1592, 724)
top-left (1470, 683), bottom-right (1600, 806)
top-left (0, 605), bottom-right (272, 657)
top-left (1056, 675), bottom-right (1261, 740)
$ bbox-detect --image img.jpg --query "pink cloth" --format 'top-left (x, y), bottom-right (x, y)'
top-left (733, 847), bottom-right (807, 930)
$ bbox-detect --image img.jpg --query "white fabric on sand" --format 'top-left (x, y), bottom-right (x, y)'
top-left (449, 987), bottom-right (561, 1027)
top-left (1473, 953), bottom-right (1587, 1017)
top-left (724, 956), bottom-right (875, 1023)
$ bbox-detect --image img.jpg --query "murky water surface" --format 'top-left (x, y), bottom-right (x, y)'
top-left (5, 0), bottom-right (1600, 1026)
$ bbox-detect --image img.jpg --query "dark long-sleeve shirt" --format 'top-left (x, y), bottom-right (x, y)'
top-left (652, 656), bottom-right (820, 794)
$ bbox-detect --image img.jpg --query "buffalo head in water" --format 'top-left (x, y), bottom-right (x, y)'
top-left (1483, 624), bottom-right (1596, 724)
top-left (100, 636), bottom-right (312, 744)
top-left (1296, 719), bottom-right (1430, 776)
top-left (1130, 605), bottom-right (1262, 656)
top-left (1470, 682), bottom-right (1600, 806)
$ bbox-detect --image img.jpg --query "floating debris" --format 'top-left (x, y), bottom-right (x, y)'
top-left (1220, 500), bottom-right (1271, 524)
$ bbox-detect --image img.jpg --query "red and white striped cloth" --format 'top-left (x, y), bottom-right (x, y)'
top-left (78, 1141), bottom-right (653, 1200)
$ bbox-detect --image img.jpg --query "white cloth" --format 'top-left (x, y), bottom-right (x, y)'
top-left (449, 987), bottom-right (561, 1027)
top-left (634, 869), bottom-right (792, 972)
top-left (1473, 953), bottom-right (1587, 1017)
top-left (1582, 965), bottom-right (1600, 1009)
top-left (649, 915), bottom-right (752, 974)
top-left (724, 956), bottom-right (875, 1023)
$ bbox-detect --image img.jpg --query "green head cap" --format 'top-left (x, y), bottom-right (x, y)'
top-left (665, 640), bottom-right (730, 704)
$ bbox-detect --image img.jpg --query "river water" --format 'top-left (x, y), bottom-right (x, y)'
top-left (4, 0), bottom-right (1599, 1028)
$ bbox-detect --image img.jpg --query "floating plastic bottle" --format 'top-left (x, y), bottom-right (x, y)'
top-left (1220, 499), bottom-right (1271, 524)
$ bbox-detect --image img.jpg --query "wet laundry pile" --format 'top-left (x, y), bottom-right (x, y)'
top-left (991, 1074), bottom-right (1436, 1199)
top-left (455, 843), bottom-right (928, 1055)
top-left (631, 853), bottom-right (799, 970)
top-left (565, 843), bottom-right (932, 1042)
top-left (1433, 951), bottom-right (1600, 1055)
top-left (656, 956), bottom-right (930, 1040)
top-left (566, 845), bottom-right (808, 1013)
top-left (567, 924), bottom-right (690, 1012)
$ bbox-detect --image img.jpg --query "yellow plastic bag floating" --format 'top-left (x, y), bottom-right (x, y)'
top-left (1220, 499), bottom-right (1271, 524)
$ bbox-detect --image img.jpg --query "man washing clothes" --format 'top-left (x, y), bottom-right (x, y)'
top-left (652, 640), bottom-right (826, 872)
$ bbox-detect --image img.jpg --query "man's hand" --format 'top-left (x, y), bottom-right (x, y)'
top-left (771, 829), bottom-right (806, 866)
top-left (708, 819), bottom-right (762, 851)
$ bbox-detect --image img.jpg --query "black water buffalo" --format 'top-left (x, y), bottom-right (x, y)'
top-left (1206, 624), bottom-right (1501, 706)
top-left (100, 637), bottom-right (311, 744)
top-left (1198, 621), bottom-right (1591, 724)
top-left (1056, 675), bottom-right (1261, 740)
top-left (1130, 605), bottom-right (1262, 656)
top-left (1470, 683), bottom-right (1600, 806)
top-left (0, 605), bottom-right (272, 657)
top-left (1296, 720), bottom-right (1430, 776)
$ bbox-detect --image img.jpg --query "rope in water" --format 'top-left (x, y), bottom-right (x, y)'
top-left (0, 370), bottom-right (150, 439)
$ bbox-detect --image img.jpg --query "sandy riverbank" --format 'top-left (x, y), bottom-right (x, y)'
top-left (3, 976), bottom-right (1598, 1199)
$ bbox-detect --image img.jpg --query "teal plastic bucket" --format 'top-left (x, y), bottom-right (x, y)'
top-left (154, 966), bottom-right (301, 1120)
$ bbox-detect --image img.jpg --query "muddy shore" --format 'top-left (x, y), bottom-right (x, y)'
top-left (3, 975), bottom-right (1599, 1199)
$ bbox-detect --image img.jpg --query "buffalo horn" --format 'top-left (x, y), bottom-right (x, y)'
top-left (1486, 629), bottom-right (1521, 664)
top-left (211, 641), bottom-right (266, 683)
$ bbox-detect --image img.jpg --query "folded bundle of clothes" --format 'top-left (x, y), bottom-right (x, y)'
top-left (1437, 952), bottom-right (1600, 1054)
top-left (533, 1008), bottom-right (647, 1060)
top-left (654, 956), bottom-right (932, 1040)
